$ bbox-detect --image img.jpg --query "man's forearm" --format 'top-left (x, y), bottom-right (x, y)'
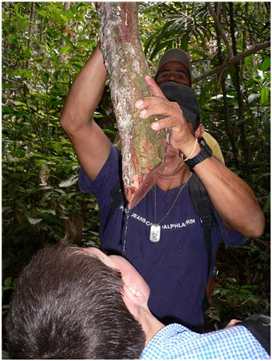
top-left (61, 47), bottom-right (107, 134)
top-left (194, 158), bottom-right (265, 238)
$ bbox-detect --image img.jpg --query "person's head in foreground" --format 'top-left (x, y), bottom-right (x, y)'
top-left (6, 245), bottom-right (147, 359)
top-left (6, 245), bottom-right (270, 359)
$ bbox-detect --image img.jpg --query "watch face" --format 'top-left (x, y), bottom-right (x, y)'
top-left (199, 138), bottom-right (212, 156)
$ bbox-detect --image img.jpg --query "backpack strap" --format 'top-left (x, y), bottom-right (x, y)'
top-left (188, 173), bottom-right (215, 280)
top-left (102, 151), bottom-right (126, 233)
top-left (188, 173), bottom-right (217, 310)
top-left (102, 182), bottom-right (125, 234)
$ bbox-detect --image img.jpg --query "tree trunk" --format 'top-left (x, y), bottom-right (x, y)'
top-left (229, 3), bottom-right (249, 176)
top-left (99, 3), bottom-right (165, 208)
top-left (213, 3), bottom-right (239, 168)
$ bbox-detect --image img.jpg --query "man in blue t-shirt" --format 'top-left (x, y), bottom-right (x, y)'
top-left (61, 47), bottom-right (265, 330)
top-left (6, 245), bottom-right (270, 359)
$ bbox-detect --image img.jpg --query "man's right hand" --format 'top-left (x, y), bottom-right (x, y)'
top-left (135, 76), bottom-right (200, 159)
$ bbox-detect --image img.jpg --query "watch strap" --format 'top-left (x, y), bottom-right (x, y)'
top-left (185, 138), bottom-right (212, 170)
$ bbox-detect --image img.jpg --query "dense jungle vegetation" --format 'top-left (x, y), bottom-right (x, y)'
top-left (2, 2), bottom-right (270, 348)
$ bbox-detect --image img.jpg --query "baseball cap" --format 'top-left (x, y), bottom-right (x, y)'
top-left (158, 49), bottom-right (191, 69)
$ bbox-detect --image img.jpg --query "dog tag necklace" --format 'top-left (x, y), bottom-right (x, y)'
top-left (149, 185), bottom-right (184, 243)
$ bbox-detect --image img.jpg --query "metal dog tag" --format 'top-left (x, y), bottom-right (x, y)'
top-left (149, 224), bottom-right (161, 243)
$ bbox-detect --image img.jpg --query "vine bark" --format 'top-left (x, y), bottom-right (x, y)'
top-left (99, 3), bottom-right (165, 208)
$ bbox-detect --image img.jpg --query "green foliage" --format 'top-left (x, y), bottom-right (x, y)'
top-left (2, 1), bottom-right (270, 341)
top-left (2, 3), bottom-right (101, 330)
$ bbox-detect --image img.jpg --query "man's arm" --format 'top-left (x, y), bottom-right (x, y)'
top-left (191, 156), bottom-right (265, 237)
top-left (136, 76), bottom-right (265, 238)
top-left (61, 47), bottom-right (111, 180)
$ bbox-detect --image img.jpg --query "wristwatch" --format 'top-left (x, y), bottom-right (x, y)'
top-left (185, 138), bottom-right (212, 170)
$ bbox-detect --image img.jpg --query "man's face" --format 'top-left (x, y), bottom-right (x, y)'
top-left (158, 143), bottom-right (185, 177)
top-left (158, 122), bottom-right (196, 178)
top-left (156, 61), bottom-right (191, 87)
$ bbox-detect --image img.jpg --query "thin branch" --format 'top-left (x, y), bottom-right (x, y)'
top-left (194, 41), bottom-right (270, 82)
top-left (213, 3), bottom-right (239, 168)
top-left (208, 3), bottom-right (232, 58)
top-left (229, 2), bottom-right (248, 176)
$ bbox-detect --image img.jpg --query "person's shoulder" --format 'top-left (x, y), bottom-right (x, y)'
top-left (141, 324), bottom-right (190, 359)
top-left (79, 145), bottom-right (121, 194)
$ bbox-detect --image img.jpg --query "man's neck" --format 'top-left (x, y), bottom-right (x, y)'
top-left (156, 168), bottom-right (191, 191)
top-left (137, 308), bottom-right (164, 345)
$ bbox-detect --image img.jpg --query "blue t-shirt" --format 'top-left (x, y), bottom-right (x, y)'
top-left (79, 146), bottom-right (245, 328)
top-left (141, 323), bottom-right (269, 359)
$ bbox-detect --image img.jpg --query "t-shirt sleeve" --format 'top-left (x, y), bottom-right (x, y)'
top-left (78, 145), bottom-right (121, 206)
top-left (214, 210), bottom-right (246, 246)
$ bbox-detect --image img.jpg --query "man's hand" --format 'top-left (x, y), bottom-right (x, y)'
top-left (225, 319), bottom-right (241, 328)
top-left (135, 76), bottom-right (199, 158)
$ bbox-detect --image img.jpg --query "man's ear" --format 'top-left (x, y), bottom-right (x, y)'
top-left (123, 284), bottom-right (146, 306)
top-left (122, 284), bottom-right (148, 319)
top-left (194, 123), bottom-right (204, 138)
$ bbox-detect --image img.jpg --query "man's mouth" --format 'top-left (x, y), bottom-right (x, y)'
top-left (165, 144), bottom-right (179, 157)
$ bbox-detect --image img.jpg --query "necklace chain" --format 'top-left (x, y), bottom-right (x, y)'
top-left (154, 183), bottom-right (185, 225)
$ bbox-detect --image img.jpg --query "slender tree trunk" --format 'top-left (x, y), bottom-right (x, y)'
top-left (229, 3), bottom-right (249, 176)
top-left (64, 2), bottom-right (71, 11)
top-left (27, 3), bottom-right (35, 53)
top-left (99, 3), bottom-right (165, 208)
top-left (60, 2), bottom-right (72, 63)
top-left (213, 3), bottom-right (239, 168)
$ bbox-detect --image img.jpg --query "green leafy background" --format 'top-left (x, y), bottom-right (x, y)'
top-left (2, 2), bottom-right (270, 346)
